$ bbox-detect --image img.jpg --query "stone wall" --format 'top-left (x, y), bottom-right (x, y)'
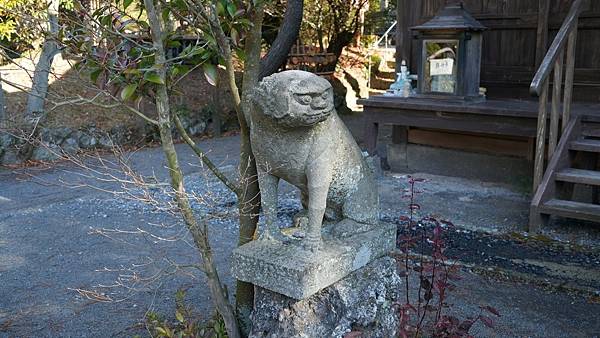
top-left (0, 110), bottom-right (211, 165)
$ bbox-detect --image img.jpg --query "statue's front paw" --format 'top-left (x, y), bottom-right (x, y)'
top-left (301, 237), bottom-right (320, 253)
top-left (258, 232), bottom-right (275, 241)
top-left (293, 212), bottom-right (309, 229)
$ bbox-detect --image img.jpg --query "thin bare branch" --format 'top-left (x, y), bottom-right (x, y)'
top-left (173, 114), bottom-right (241, 195)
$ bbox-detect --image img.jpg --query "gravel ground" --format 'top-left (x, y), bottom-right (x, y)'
top-left (1, 134), bottom-right (599, 337)
top-left (380, 173), bottom-right (600, 293)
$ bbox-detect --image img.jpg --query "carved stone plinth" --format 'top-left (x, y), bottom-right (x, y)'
top-left (230, 222), bottom-right (396, 300)
top-left (248, 256), bottom-right (402, 338)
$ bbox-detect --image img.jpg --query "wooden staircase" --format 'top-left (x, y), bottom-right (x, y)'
top-left (530, 116), bottom-right (600, 231)
top-left (528, 0), bottom-right (595, 232)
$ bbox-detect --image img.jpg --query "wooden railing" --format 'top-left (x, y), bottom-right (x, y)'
top-left (285, 44), bottom-right (337, 77)
top-left (531, 0), bottom-right (585, 191)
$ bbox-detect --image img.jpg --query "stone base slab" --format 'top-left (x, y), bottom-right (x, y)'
top-left (230, 222), bottom-right (396, 299)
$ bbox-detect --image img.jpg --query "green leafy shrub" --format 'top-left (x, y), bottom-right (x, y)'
top-left (145, 288), bottom-right (228, 338)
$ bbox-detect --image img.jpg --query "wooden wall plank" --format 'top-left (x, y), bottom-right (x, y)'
top-left (505, 0), bottom-right (539, 15)
top-left (481, 0), bottom-right (499, 15)
top-left (408, 128), bottom-right (532, 158)
top-left (536, 0), bottom-right (551, 68)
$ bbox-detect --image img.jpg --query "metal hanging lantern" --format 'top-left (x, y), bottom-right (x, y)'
top-left (411, 2), bottom-right (487, 101)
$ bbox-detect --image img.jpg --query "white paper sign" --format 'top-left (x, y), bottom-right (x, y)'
top-left (429, 58), bottom-right (454, 76)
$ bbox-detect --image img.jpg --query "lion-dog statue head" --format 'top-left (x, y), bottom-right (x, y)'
top-left (252, 70), bottom-right (335, 128)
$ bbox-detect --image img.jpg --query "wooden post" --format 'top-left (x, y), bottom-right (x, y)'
top-left (549, 50), bottom-right (564, 158)
top-left (396, 0), bottom-right (413, 72)
top-left (533, 81), bottom-right (550, 191)
top-left (365, 117), bottom-right (379, 156)
top-left (527, 137), bottom-right (536, 162)
top-left (391, 125), bottom-right (408, 167)
top-left (562, 22), bottom-right (578, 131)
top-left (535, 0), bottom-right (551, 68)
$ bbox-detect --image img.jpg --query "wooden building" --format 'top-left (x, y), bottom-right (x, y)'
top-left (396, 0), bottom-right (600, 100)
top-left (360, 0), bottom-right (600, 230)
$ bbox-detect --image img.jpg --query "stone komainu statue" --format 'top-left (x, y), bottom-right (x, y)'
top-left (250, 70), bottom-right (379, 251)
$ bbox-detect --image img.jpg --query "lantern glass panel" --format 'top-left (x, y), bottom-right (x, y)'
top-left (423, 39), bottom-right (459, 94)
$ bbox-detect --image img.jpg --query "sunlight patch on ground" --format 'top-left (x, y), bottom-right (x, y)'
top-left (0, 254), bottom-right (25, 271)
top-left (1, 53), bottom-right (74, 94)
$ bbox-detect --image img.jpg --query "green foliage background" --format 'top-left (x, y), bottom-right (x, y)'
top-left (0, 0), bottom-right (73, 59)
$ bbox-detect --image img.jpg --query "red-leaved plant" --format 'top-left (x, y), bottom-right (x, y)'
top-left (394, 176), bottom-right (500, 338)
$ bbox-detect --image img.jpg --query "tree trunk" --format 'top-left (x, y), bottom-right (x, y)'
top-left (235, 3), bottom-right (266, 334)
top-left (355, 3), bottom-right (367, 47)
top-left (212, 71), bottom-right (222, 137)
top-left (0, 73), bottom-right (5, 126)
top-left (258, 0), bottom-right (303, 79)
top-left (325, 30), bottom-right (355, 71)
top-left (143, 1), bottom-right (240, 337)
top-left (25, 0), bottom-right (60, 122)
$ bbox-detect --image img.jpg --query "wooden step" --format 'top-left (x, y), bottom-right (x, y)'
top-left (539, 199), bottom-right (600, 223)
top-left (570, 139), bottom-right (600, 152)
top-left (375, 68), bottom-right (396, 80)
top-left (555, 168), bottom-right (600, 185)
top-left (370, 76), bottom-right (394, 90)
top-left (582, 127), bottom-right (600, 138)
top-left (368, 89), bottom-right (387, 97)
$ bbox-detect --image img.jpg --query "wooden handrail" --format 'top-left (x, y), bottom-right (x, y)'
top-left (531, 0), bottom-right (585, 191)
top-left (530, 0), bottom-right (585, 96)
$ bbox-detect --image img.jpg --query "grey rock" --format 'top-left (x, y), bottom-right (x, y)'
top-left (1, 149), bottom-right (18, 164)
top-left (231, 222), bottom-right (396, 299)
top-left (0, 132), bottom-right (14, 148)
top-left (179, 115), bottom-right (193, 130)
top-left (0, 133), bottom-right (9, 161)
top-left (142, 123), bottom-right (160, 141)
top-left (249, 256), bottom-right (401, 338)
top-left (61, 137), bottom-right (80, 154)
top-left (249, 70), bottom-right (380, 250)
top-left (109, 125), bottom-right (129, 144)
top-left (32, 143), bottom-right (61, 161)
top-left (41, 127), bottom-right (72, 144)
top-left (172, 112), bottom-right (208, 137)
top-left (38, 128), bottom-right (53, 142)
top-left (0, 133), bottom-right (18, 164)
top-left (78, 132), bottom-right (98, 149)
top-left (98, 135), bottom-right (114, 148)
top-left (199, 105), bottom-right (214, 120)
top-left (55, 127), bottom-right (73, 139)
top-left (188, 121), bottom-right (206, 136)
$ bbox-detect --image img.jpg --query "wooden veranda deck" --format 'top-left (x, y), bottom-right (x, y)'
top-left (359, 96), bottom-right (600, 158)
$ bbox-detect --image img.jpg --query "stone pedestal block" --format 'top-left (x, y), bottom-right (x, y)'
top-left (249, 256), bottom-right (402, 338)
top-left (231, 223), bottom-right (396, 300)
